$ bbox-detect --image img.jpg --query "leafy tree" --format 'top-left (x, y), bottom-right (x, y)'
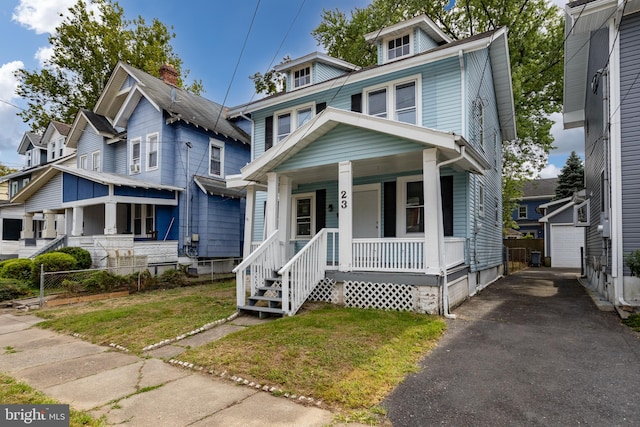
top-left (554, 151), bottom-right (584, 199)
top-left (0, 165), bottom-right (17, 177)
top-left (15, 0), bottom-right (202, 133)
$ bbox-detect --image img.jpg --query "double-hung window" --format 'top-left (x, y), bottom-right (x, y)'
top-left (209, 140), bottom-right (224, 177)
top-left (518, 205), bottom-right (527, 219)
top-left (387, 34), bottom-right (411, 61)
top-left (147, 133), bottom-right (158, 170)
top-left (130, 138), bottom-right (141, 174)
top-left (293, 66), bottom-right (311, 88)
top-left (292, 193), bottom-right (315, 238)
top-left (79, 155), bottom-right (87, 170)
top-left (365, 75), bottom-right (420, 125)
top-left (275, 103), bottom-right (315, 143)
top-left (91, 151), bottom-right (101, 172)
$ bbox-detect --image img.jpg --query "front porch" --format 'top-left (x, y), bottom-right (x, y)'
top-left (234, 228), bottom-right (469, 317)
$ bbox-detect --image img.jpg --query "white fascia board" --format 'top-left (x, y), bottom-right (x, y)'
top-left (539, 196), bottom-right (572, 209)
top-left (364, 15), bottom-right (452, 44)
top-left (228, 31), bottom-right (501, 117)
top-left (274, 52), bottom-right (359, 73)
top-left (538, 201), bottom-right (574, 223)
top-left (113, 86), bottom-right (160, 128)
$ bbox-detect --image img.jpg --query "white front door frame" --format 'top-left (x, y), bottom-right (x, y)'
top-left (353, 183), bottom-right (380, 238)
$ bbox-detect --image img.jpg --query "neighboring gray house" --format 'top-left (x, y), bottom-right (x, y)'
top-left (564, 0), bottom-right (640, 305)
top-left (538, 192), bottom-right (586, 269)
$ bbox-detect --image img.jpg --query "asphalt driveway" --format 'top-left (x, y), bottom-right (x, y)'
top-left (384, 268), bottom-right (640, 426)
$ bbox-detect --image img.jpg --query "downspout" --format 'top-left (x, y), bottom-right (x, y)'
top-left (459, 50), bottom-right (467, 137)
top-left (437, 145), bottom-right (466, 319)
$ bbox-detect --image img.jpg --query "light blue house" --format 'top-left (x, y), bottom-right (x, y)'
top-left (13, 62), bottom-right (250, 267)
top-left (228, 15), bottom-right (516, 316)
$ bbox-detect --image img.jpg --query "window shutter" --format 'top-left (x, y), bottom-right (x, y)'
top-left (351, 93), bottom-right (362, 113)
top-left (265, 116), bottom-right (273, 150)
top-left (316, 189), bottom-right (326, 231)
top-left (316, 102), bottom-right (327, 114)
top-left (440, 176), bottom-right (454, 236)
top-left (383, 182), bottom-right (396, 237)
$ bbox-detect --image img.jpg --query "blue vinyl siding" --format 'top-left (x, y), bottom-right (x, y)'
top-left (75, 124), bottom-right (104, 168)
top-left (620, 12), bottom-right (640, 275)
top-left (126, 97), bottom-right (163, 183)
top-left (156, 205), bottom-right (179, 241)
top-left (314, 62), bottom-right (348, 84)
top-left (62, 174), bottom-right (109, 202)
top-left (113, 186), bottom-right (175, 199)
top-left (415, 27), bottom-right (438, 53)
top-left (194, 191), bottom-right (244, 257)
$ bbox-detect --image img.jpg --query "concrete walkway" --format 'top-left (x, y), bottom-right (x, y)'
top-left (383, 268), bottom-right (640, 426)
top-left (0, 313), bottom-right (335, 426)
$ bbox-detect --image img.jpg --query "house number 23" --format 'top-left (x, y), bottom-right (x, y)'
top-left (340, 191), bottom-right (348, 209)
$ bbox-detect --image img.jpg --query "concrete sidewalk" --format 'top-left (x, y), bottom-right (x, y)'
top-left (0, 313), bottom-right (335, 426)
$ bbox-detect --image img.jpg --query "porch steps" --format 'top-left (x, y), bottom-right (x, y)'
top-left (239, 273), bottom-right (286, 318)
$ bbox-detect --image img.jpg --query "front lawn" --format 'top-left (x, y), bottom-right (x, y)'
top-left (36, 281), bottom-right (236, 353)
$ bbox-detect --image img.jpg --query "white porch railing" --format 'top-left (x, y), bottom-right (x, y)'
top-left (233, 230), bottom-right (282, 308)
top-left (444, 237), bottom-right (466, 269)
top-left (279, 228), bottom-right (338, 316)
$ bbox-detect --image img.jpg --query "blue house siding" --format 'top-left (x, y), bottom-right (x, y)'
top-left (194, 191), bottom-right (244, 257)
top-left (620, 11), bottom-right (640, 275)
top-left (113, 186), bottom-right (175, 199)
top-left (62, 174), bottom-right (109, 202)
top-left (314, 62), bottom-right (348, 84)
top-left (415, 27), bottom-right (439, 52)
top-left (75, 125), bottom-right (104, 169)
top-left (156, 205), bottom-right (179, 241)
top-left (126, 97), bottom-right (163, 183)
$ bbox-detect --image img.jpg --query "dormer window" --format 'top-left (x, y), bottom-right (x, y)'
top-left (293, 66), bottom-right (311, 88)
top-left (387, 34), bottom-right (411, 60)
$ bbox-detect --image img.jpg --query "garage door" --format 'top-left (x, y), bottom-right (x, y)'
top-left (550, 224), bottom-right (585, 268)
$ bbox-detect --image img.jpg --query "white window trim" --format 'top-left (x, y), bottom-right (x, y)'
top-left (209, 139), bottom-right (225, 177)
top-left (91, 150), bottom-right (101, 172)
top-left (10, 181), bottom-right (18, 197)
top-left (518, 205), bottom-right (527, 219)
top-left (79, 154), bottom-right (87, 170)
top-left (364, 74), bottom-right (422, 126)
top-left (146, 132), bottom-right (159, 171)
top-left (291, 192), bottom-right (316, 240)
top-left (292, 65), bottom-right (312, 89)
top-left (384, 31), bottom-right (413, 63)
top-left (131, 203), bottom-right (155, 237)
top-left (130, 138), bottom-right (141, 174)
top-left (396, 174), bottom-right (424, 238)
top-left (273, 102), bottom-right (316, 143)
top-left (478, 183), bottom-right (485, 217)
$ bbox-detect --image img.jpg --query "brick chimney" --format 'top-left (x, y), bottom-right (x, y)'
top-left (159, 63), bottom-right (178, 86)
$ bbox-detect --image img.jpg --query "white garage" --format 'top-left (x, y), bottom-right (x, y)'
top-left (550, 224), bottom-right (585, 268)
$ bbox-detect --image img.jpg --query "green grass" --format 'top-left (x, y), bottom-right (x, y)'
top-left (0, 373), bottom-right (104, 426)
top-left (622, 312), bottom-right (640, 332)
top-left (36, 281), bottom-right (236, 353)
top-left (179, 304), bottom-right (446, 413)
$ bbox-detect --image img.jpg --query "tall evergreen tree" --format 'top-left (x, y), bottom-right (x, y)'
top-left (14, 0), bottom-right (202, 133)
top-left (554, 151), bottom-right (584, 199)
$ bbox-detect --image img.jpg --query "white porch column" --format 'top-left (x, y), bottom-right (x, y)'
top-left (72, 206), bottom-right (84, 236)
top-left (42, 210), bottom-right (57, 239)
top-left (104, 202), bottom-right (117, 235)
top-left (338, 161), bottom-right (353, 272)
top-left (243, 185), bottom-right (256, 258)
top-left (278, 176), bottom-right (293, 259)
top-left (265, 172), bottom-right (279, 236)
top-left (55, 214), bottom-right (66, 236)
top-left (423, 148), bottom-right (441, 274)
top-left (21, 212), bottom-right (34, 239)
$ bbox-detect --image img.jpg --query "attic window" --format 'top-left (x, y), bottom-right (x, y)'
top-left (293, 66), bottom-right (311, 88)
top-left (387, 34), bottom-right (410, 61)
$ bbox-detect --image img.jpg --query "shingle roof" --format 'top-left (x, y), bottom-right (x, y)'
top-left (81, 109), bottom-right (118, 135)
top-left (522, 178), bottom-right (558, 198)
top-left (194, 175), bottom-right (245, 199)
top-left (52, 121), bottom-right (71, 136)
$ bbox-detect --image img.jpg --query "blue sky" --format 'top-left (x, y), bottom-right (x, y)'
top-left (0, 0), bottom-right (581, 176)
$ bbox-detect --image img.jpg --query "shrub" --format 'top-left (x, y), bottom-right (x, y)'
top-left (31, 252), bottom-right (77, 285)
top-left (82, 270), bottom-right (128, 293)
top-left (55, 247), bottom-right (92, 269)
top-left (626, 250), bottom-right (640, 277)
top-left (0, 259), bottom-right (34, 282)
top-left (157, 268), bottom-right (187, 288)
top-left (0, 278), bottom-right (34, 302)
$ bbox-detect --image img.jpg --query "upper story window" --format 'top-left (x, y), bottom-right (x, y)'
top-left (518, 205), bottom-right (527, 219)
top-left (209, 140), bottom-right (224, 177)
top-left (92, 150), bottom-right (101, 172)
top-left (26, 150), bottom-right (32, 168)
top-left (147, 133), bottom-right (159, 170)
top-left (22, 177), bottom-right (29, 188)
top-left (365, 75), bottom-right (420, 125)
top-left (387, 34), bottom-right (411, 61)
top-left (130, 138), bottom-right (141, 174)
top-left (275, 103), bottom-right (315, 143)
top-left (49, 142), bottom-right (55, 161)
top-left (79, 154), bottom-right (87, 170)
top-left (293, 66), bottom-right (311, 88)
top-left (478, 183), bottom-right (485, 217)
top-left (10, 181), bottom-right (18, 197)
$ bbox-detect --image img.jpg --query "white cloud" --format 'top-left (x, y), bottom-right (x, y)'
top-left (12, 0), bottom-right (77, 35)
top-left (0, 61), bottom-right (28, 169)
top-left (35, 46), bottom-right (54, 66)
top-left (539, 163), bottom-right (562, 179)
top-left (549, 111), bottom-right (585, 157)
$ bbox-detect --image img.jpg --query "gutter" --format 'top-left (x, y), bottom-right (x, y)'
top-left (437, 146), bottom-right (466, 319)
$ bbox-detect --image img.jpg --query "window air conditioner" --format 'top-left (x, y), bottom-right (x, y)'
top-left (130, 164), bottom-right (140, 173)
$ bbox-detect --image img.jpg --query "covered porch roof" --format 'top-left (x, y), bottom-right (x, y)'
top-left (234, 107), bottom-right (490, 186)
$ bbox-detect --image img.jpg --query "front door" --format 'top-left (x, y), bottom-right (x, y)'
top-left (353, 184), bottom-right (380, 238)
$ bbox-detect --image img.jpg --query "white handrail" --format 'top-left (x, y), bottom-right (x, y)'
top-left (234, 230), bottom-right (281, 308)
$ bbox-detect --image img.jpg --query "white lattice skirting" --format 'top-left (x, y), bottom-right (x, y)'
top-left (308, 278), bottom-right (339, 304)
top-left (344, 281), bottom-right (416, 311)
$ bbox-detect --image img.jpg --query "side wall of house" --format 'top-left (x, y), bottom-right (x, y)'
top-left (75, 124), bottom-right (105, 170)
top-left (620, 11), bottom-right (640, 275)
top-left (25, 174), bottom-right (62, 212)
top-left (465, 48), bottom-right (503, 272)
top-left (126, 97), bottom-right (163, 183)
